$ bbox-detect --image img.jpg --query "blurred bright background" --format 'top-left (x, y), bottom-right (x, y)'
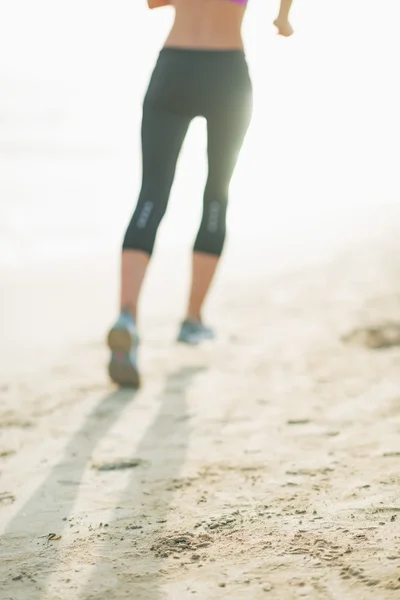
top-left (1, 0), bottom-right (399, 268)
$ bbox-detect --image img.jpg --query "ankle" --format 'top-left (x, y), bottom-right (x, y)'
top-left (186, 312), bottom-right (202, 324)
top-left (121, 306), bottom-right (136, 321)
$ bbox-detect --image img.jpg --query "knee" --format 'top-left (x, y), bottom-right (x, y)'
top-left (203, 187), bottom-right (229, 234)
top-left (194, 196), bottom-right (228, 257)
top-left (206, 199), bottom-right (227, 235)
top-left (122, 194), bottom-right (168, 255)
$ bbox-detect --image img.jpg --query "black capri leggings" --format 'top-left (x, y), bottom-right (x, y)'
top-left (123, 48), bottom-right (253, 257)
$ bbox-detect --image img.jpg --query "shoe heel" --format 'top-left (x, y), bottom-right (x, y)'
top-left (107, 327), bottom-right (136, 353)
top-left (108, 360), bottom-right (141, 388)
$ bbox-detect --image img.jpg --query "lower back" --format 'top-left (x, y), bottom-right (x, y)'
top-left (164, 0), bottom-right (246, 50)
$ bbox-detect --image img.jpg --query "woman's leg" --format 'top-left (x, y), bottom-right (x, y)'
top-left (108, 102), bottom-right (190, 385)
top-left (120, 250), bottom-right (150, 320)
top-left (120, 105), bottom-right (190, 318)
top-left (179, 92), bottom-right (252, 344)
top-left (186, 253), bottom-right (220, 322)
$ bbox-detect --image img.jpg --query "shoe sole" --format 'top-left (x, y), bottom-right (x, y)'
top-left (107, 328), bottom-right (140, 388)
top-left (107, 328), bottom-right (137, 353)
top-left (177, 332), bottom-right (215, 346)
top-left (108, 360), bottom-right (140, 388)
top-left (177, 336), bottom-right (200, 346)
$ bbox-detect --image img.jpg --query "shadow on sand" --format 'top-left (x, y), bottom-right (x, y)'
top-left (78, 364), bottom-right (206, 600)
top-left (0, 364), bottom-right (206, 600)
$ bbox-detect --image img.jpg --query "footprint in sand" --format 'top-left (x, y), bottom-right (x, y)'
top-left (0, 449), bottom-right (16, 458)
top-left (343, 322), bottom-right (400, 349)
top-left (91, 458), bottom-right (147, 471)
top-left (151, 532), bottom-right (213, 558)
top-left (0, 491), bottom-right (16, 505)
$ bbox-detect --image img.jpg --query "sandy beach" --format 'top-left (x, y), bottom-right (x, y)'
top-left (1, 2), bottom-right (400, 598)
top-left (1, 208), bottom-right (400, 600)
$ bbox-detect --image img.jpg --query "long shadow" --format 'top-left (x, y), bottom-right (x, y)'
top-left (0, 388), bottom-right (135, 596)
top-left (78, 364), bottom-right (206, 600)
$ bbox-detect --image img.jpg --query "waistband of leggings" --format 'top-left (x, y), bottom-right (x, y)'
top-left (160, 46), bottom-right (246, 59)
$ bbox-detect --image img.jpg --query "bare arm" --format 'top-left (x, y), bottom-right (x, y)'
top-left (274, 0), bottom-right (294, 37)
top-left (278, 0), bottom-right (293, 22)
top-left (147, 0), bottom-right (170, 9)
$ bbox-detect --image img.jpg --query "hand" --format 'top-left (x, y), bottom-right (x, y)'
top-left (273, 18), bottom-right (294, 37)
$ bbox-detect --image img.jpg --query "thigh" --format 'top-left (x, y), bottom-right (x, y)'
top-left (206, 93), bottom-right (253, 189)
top-left (140, 52), bottom-right (192, 190)
top-left (201, 52), bottom-right (253, 187)
top-left (141, 103), bottom-right (191, 191)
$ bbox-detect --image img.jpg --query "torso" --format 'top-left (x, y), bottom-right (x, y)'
top-left (164, 0), bottom-right (247, 50)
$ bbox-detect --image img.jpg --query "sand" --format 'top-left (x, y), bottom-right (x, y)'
top-left (1, 208), bottom-right (400, 600)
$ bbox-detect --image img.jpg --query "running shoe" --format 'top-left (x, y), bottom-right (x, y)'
top-left (107, 311), bottom-right (140, 387)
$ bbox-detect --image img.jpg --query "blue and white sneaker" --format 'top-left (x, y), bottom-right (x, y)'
top-left (177, 319), bottom-right (215, 346)
top-left (107, 311), bottom-right (140, 388)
